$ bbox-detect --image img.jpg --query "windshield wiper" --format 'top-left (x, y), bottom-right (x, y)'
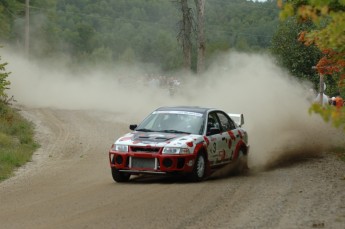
top-left (160, 129), bottom-right (191, 134)
top-left (135, 128), bottom-right (154, 132)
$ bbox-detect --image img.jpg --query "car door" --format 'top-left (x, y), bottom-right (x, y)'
top-left (205, 112), bottom-right (226, 166)
top-left (215, 111), bottom-right (239, 162)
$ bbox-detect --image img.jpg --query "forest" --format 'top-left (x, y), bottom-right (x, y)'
top-left (1, 0), bottom-right (345, 131)
top-left (0, 0), bottom-right (279, 71)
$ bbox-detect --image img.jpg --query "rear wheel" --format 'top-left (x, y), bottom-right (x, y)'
top-left (111, 167), bottom-right (131, 182)
top-left (189, 153), bottom-right (206, 182)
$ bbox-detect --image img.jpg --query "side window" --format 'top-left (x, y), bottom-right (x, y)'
top-left (206, 112), bottom-right (221, 135)
top-left (217, 112), bottom-right (236, 131)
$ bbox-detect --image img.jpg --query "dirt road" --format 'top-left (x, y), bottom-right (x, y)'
top-left (0, 107), bottom-right (344, 229)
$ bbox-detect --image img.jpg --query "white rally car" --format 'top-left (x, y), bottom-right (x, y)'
top-left (108, 106), bottom-right (249, 182)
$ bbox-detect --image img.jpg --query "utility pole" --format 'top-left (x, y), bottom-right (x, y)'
top-left (25, 0), bottom-right (30, 56)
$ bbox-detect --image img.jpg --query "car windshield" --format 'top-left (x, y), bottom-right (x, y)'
top-left (136, 111), bottom-right (205, 135)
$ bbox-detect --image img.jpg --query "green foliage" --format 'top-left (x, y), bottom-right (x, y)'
top-left (309, 103), bottom-right (345, 130)
top-left (0, 13), bottom-right (39, 181)
top-left (270, 17), bottom-right (323, 88)
top-left (1, 0), bottom-right (279, 70)
top-left (0, 55), bottom-right (11, 102)
top-left (309, 103), bottom-right (345, 161)
top-left (279, 0), bottom-right (345, 133)
top-left (280, 0), bottom-right (345, 53)
top-left (205, 0), bottom-right (279, 54)
top-left (0, 0), bottom-right (23, 40)
top-left (0, 102), bottom-right (39, 181)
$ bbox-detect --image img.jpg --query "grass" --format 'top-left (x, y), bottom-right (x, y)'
top-left (0, 102), bottom-right (39, 181)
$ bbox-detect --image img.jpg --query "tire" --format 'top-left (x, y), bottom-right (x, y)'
top-left (189, 153), bottom-right (206, 182)
top-left (111, 167), bottom-right (131, 182)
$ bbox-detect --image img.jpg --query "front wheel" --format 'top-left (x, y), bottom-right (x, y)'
top-left (189, 153), bottom-right (206, 182)
top-left (111, 167), bottom-right (131, 182)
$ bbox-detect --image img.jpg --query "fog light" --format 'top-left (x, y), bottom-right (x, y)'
top-left (115, 155), bottom-right (123, 164)
top-left (162, 158), bottom-right (173, 168)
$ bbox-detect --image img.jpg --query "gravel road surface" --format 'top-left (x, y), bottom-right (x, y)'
top-left (0, 107), bottom-right (344, 229)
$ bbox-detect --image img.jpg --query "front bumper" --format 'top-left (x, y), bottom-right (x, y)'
top-left (109, 151), bottom-right (196, 174)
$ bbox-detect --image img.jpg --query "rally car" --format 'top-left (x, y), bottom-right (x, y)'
top-left (108, 106), bottom-right (249, 182)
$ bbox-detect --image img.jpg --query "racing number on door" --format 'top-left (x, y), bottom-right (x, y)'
top-left (208, 141), bottom-right (218, 164)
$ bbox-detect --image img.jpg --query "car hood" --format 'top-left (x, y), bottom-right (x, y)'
top-left (115, 131), bottom-right (202, 148)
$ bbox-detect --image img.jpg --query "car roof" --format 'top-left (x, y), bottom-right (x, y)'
top-left (155, 106), bottom-right (214, 115)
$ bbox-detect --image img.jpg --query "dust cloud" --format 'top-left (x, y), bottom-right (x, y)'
top-left (3, 48), bottom-right (345, 170)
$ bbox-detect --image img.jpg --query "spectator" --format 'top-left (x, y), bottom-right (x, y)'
top-left (334, 96), bottom-right (344, 108)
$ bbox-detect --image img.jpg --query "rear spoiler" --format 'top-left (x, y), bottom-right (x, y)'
top-left (228, 113), bottom-right (244, 127)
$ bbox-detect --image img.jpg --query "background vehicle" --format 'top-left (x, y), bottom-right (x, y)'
top-left (108, 106), bottom-right (249, 182)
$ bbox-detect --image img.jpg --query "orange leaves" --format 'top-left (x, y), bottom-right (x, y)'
top-left (313, 49), bottom-right (345, 78)
top-left (298, 30), bottom-right (315, 46)
top-left (297, 4), bottom-right (329, 23)
top-left (298, 31), bottom-right (306, 42)
top-left (298, 5), bottom-right (317, 22)
top-left (315, 57), bottom-right (330, 74)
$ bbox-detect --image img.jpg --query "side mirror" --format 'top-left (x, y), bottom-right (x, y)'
top-left (129, 124), bottom-right (137, 130)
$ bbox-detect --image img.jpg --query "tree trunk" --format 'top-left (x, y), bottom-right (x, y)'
top-left (25, 0), bottom-right (30, 56)
top-left (194, 0), bottom-right (205, 74)
top-left (179, 0), bottom-right (192, 70)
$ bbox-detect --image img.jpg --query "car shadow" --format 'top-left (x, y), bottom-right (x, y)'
top-left (126, 174), bottom-right (193, 184)
top-left (124, 163), bottom-right (251, 184)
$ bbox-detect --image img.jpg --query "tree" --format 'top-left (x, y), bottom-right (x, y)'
top-left (0, 0), bottom-right (23, 41)
top-left (270, 17), bottom-right (322, 87)
top-left (1, 0), bottom-right (280, 71)
top-left (279, 0), bottom-right (345, 131)
top-left (194, 0), bottom-right (205, 74)
top-left (177, 0), bottom-right (205, 73)
top-left (177, 0), bottom-right (193, 70)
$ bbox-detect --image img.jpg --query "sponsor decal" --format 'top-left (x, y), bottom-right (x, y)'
top-left (219, 150), bottom-right (226, 160)
top-left (228, 139), bottom-right (232, 149)
top-left (227, 131), bottom-right (236, 140)
top-left (238, 130), bottom-right (243, 139)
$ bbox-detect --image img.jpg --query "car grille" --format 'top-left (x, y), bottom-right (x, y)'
top-left (130, 146), bottom-right (161, 153)
top-left (130, 157), bottom-right (158, 169)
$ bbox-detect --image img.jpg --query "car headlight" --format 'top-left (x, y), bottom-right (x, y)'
top-left (113, 144), bottom-right (129, 152)
top-left (163, 147), bottom-right (190, 155)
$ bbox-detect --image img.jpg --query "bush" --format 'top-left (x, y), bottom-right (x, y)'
top-left (0, 102), bottom-right (39, 181)
top-left (0, 55), bottom-right (10, 102)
